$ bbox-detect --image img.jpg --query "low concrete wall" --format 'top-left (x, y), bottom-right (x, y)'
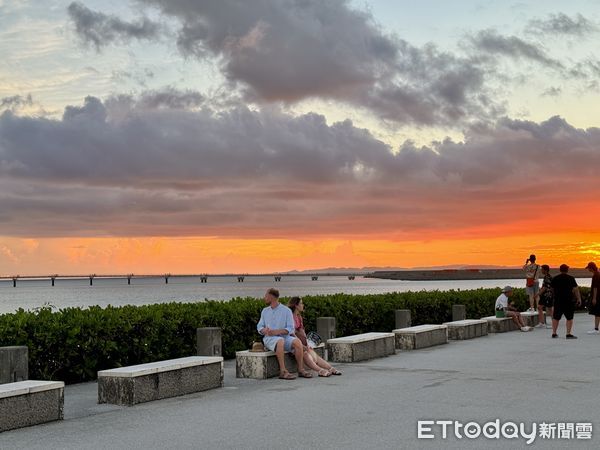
top-left (236, 345), bottom-right (325, 379)
top-left (316, 318), bottom-right (336, 342)
top-left (395, 310), bottom-right (411, 329)
top-left (0, 346), bottom-right (28, 384)
top-left (98, 357), bottom-right (223, 406)
top-left (452, 305), bottom-right (466, 322)
top-left (482, 316), bottom-right (520, 333)
top-left (327, 333), bottom-right (395, 363)
top-left (393, 325), bottom-right (448, 350)
top-left (0, 380), bottom-right (64, 432)
top-left (521, 311), bottom-right (544, 327)
top-left (443, 319), bottom-right (488, 340)
top-left (196, 327), bottom-right (222, 357)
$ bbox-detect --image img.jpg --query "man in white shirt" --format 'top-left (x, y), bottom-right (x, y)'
top-left (496, 286), bottom-right (532, 331)
top-left (257, 288), bottom-right (311, 379)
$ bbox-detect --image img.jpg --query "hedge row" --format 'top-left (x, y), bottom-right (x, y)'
top-left (0, 287), bottom-right (590, 384)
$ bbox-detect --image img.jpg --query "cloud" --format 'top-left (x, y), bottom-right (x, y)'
top-left (135, 88), bottom-right (204, 110)
top-left (527, 13), bottom-right (598, 37)
top-left (67, 1), bottom-right (161, 50)
top-left (468, 29), bottom-right (563, 69)
top-left (70, 0), bottom-right (497, 127)
top-left (1, 94), bottom-right (33, 111)
top-left (1, 94), bottom-right (599, 238)
top-left (541, 86), bottom-right (562, 97)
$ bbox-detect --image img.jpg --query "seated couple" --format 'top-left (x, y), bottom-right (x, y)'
top-left (495, 286), bottom-right (532, 332)
top-left (257, 288), bottom-right (342, 380)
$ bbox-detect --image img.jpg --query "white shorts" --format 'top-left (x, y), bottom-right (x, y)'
top-left (263, 335), bottom-right (296, 352)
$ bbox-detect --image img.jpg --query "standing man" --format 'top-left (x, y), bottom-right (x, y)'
top-left (551, 264), bottom-right (582, 339)
top-left (585, 262), bottom-right (600, 335)
top-left (523, 254), bottom-right (541, 311)
top-left (257, 288), bottom-right (311, 379)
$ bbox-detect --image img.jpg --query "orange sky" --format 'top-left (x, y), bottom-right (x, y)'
top-left (2, 2), bottom-right (600, 276)
top-left (1, 230), bottom-right (599, 276)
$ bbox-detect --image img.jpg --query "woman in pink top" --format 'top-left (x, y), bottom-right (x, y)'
top-left (288, 296), bottom-right (342, 377)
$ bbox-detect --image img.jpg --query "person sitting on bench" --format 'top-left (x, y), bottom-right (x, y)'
top-left (496, 286), bottom-right (532, 332)
top-left (257, 288), bottom-right (311, 380)
top-left (288, 296), bottom-right (342, 376)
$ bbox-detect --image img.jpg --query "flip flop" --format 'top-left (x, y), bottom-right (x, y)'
top-left (278, 371), bottom-right (296, 380)
top-left (298, 370), bottom-right (313, 378)
top-left (329, 368), bottom-right (342, 376)
top-left (318, 369), bottom-right (331, 377)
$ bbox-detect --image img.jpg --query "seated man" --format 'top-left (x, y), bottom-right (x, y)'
top-left (257, 288), bottom-right (311, 380)
top-left (496, 286), bottom-right (532, 331)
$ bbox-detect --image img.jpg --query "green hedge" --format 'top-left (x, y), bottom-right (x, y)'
top-left (0, 287), bottom-right (590, 384)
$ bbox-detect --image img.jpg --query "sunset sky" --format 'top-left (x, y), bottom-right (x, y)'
top-left (1, 0), bottom-right (600, 275)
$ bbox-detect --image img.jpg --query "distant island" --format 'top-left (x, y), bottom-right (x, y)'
top-left (366, 268), bottom-right (591, 281)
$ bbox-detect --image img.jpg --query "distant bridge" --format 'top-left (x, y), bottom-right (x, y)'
top-left (0, 273), bottom-right (366, 287)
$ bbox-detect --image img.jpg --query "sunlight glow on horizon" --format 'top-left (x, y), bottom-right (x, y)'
top-left (1, 232), bottom-right (599, 276)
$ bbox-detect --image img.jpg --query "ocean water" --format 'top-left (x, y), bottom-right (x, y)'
top-left (0, 275), bottom-right (592, 315)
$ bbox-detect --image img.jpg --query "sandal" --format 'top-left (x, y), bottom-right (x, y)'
top-left (329, 368), bottom-right (342, 376)
top-left (298, 370), bottom-right (313, 378)
top-left (318, 369), bottom-right (331, 377)
top-left (278, 371), bottom-right (296, 380)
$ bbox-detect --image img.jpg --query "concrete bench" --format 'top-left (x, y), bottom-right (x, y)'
top-left (393, 325), bottom-right (448, 350)
top-left (236, 344), bottom-right (325, 379)
top-left (98, 356), bottom-right (223, 406)
top-left (521, 311), bottom-right (545, 327)
top-left (482, 316), bottom-right (520, 333)
top-left (327, 332), bottom-right (395, 363)
top-left (0, 380), bottom-right (64, 432)
top-left (443, 319), bottom-right (488, 340)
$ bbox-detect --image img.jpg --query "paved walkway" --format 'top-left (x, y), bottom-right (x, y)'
top-left (1, 321), bottom-right (599, 449)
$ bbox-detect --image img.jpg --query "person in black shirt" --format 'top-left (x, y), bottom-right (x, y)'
top-left (535, 265), bottom-right (553, 328)
top-left (585, 262), bottom-right (600, 335)
top-left (550, 264), bottom-right (582, 339)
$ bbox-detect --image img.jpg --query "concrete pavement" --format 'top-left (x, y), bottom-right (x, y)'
top-left (1, 320), bottom-right (599, 449)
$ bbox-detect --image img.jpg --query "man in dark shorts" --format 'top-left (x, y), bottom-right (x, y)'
top-left (585, 262), bottom-right (600, 335)
top-left (550, 264), bottom-right (582, 339)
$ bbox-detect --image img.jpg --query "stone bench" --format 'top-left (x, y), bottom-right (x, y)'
top-left (98, 356), bottom-right (223, 406)
top-left (521, 310), bottom-right (545, 327)
top-left (327, 332), bottom-right (395, 363)
top-left (393, 325), bottom-right (448, 350)
top-left (236, 344), bottom-right (325, 379)
top-left (443, 319), bottom-right (488, 340)
top-left (482, 316), bottom-right (520, 333)
top-left (0, 380), bottom-right (64, 432)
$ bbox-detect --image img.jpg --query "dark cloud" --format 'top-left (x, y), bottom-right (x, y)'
top-left (527, 13), bottom-right (598, 37)
top-left (1, 94), bottom-right (33, 111)
top-left (67, 1), bottom-right (161, 50)
top-left (468, 30), bottom-right (563, 69)
top-left (1, 95), bottom-right (599, 238)
top-left (69, 0), bottom-right (496, 127)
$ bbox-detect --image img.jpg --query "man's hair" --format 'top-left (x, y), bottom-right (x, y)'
top-left (541, 264), bottom-right (550, 271)
top-left (267, 288), bottom-right (280, 298)
top-left (559, 264), bottom-right (569, 273)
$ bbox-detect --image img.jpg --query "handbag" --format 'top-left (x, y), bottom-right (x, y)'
top-left (526, 265), bottom-right (538, 287)
top-left (306, 331), bottom-right (322, 348)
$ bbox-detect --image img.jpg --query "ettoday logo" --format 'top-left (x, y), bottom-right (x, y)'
top-left (417, 420), bottom-right (593, 444)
